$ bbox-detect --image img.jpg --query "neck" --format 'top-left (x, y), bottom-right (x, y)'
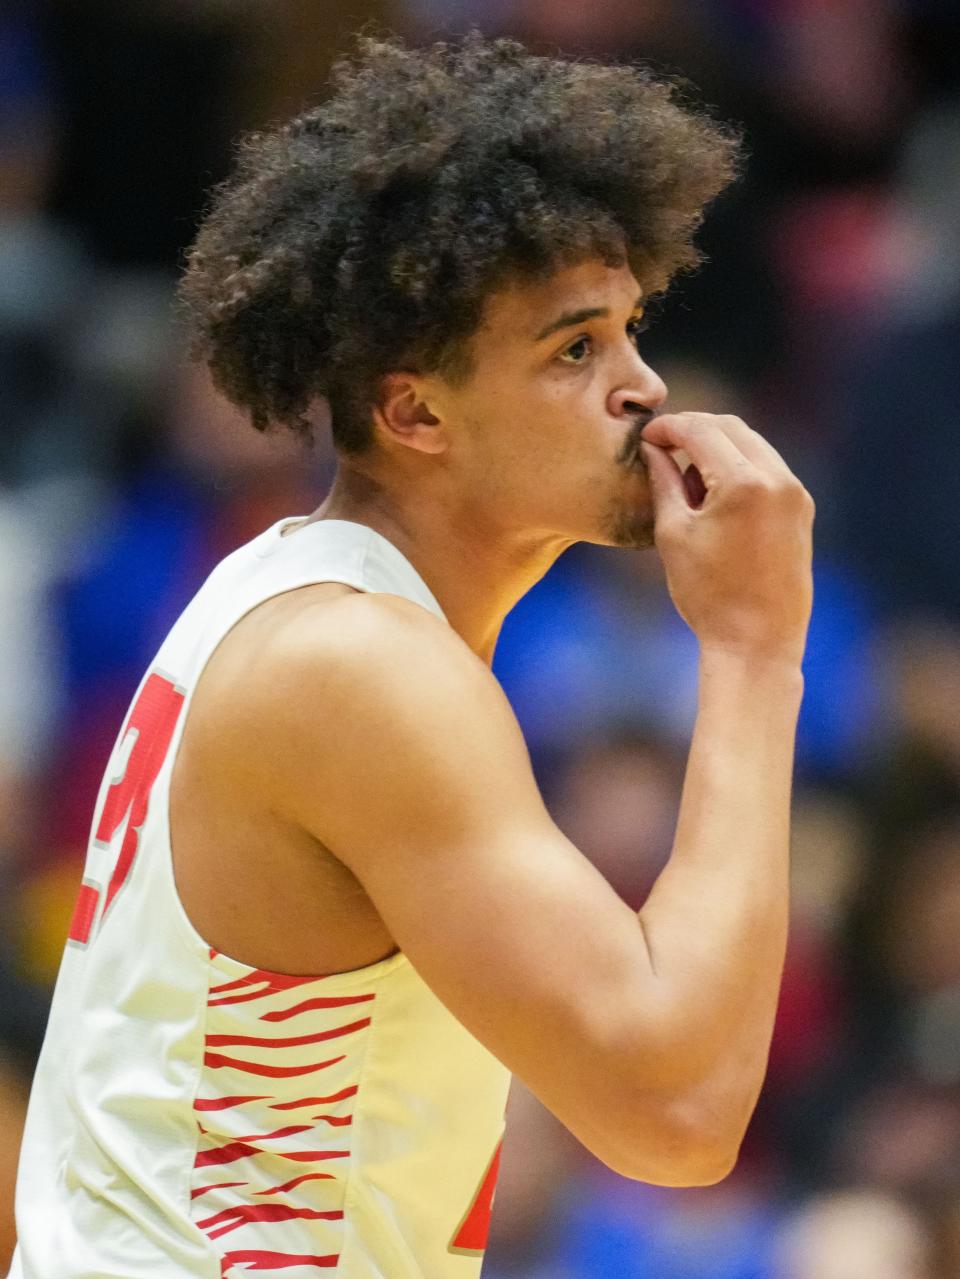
top-left (304, 464), bottom-right (571, 665)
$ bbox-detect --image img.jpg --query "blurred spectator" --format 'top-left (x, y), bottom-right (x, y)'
top-left (548, 727), bottom-right (682, 910)
top-left (489, 1160), bottom-right (783, 1279)
top-left (493, 541), bottom-right (700, 781)
top-left (821, 101), bottom-right (960, 622)
top-left (0, 493), bottom-right (60, 1104)
top-left (0, 6), bottom-right (98, 489)
top-left (776, 1189), bottom-right (933, 1279)
top-left (746, 789), bottom-right (864, 1189)
top-left (931, 1195), bottom-right (960, 1279)
top-left (844, 621), bottom-right (960, 1066)
top-left (835, 1081), bottom-right (960, 1206)
top-left (484, 1080), bottom-right (586, 1278)
top-left (0, 496), bottom-right (59, 834)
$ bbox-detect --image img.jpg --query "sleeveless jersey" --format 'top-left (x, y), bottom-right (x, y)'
top-left (10, 518), bottom-right (512, 1279)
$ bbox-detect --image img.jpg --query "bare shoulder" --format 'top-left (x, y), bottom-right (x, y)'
top-left (208, 583), bottom-right (491, 714)
top-left (220, 585), bottom-right (528, 831)
top-left (247, 586), bottom-right (508, 734)
top-left (291, 587), bottom-right (485, 677)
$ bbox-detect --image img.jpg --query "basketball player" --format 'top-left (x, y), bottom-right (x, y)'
top-left (10, 32), bottom-right (814, 1279)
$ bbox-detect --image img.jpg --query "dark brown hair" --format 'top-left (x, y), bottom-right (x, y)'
top-left (179, 31), bottom-right (741, 453)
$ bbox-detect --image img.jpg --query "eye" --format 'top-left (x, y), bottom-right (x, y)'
top-left (558, 336), bottom-right (592, 365)
top-left (557, 314), bottom-right (650, 366)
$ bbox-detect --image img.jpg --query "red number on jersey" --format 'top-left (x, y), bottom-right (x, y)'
top-left (68, 672), bottom-right (185, 944)
top-left (448, 1138), bottom-right (503, 1257)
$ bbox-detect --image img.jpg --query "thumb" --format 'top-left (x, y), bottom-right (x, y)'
top-left (639, 441), bottom-right (687, 519)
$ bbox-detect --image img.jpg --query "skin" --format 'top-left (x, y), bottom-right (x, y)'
top-left (171, 253), bottom-right (814, 1184)
top-left (304, 257), bottom-right (667, 663)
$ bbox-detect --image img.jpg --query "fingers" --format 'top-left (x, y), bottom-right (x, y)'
top-left (705, 414), bottom-right (793, 475)
top-left (640, 413), bottom-right (749, 488)
top-left (639, 439), bottom-right (687, 517)
top-left (641, 413), bottom-right (792, 481)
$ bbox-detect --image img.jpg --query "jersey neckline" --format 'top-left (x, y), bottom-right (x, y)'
top-left (258, 516), bottom-right (447, 624)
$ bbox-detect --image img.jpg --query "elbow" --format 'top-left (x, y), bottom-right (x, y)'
top-left (607, 1134), bottom-right (741, 1188)
top-left (652, 1137), bottom-right (741, 1188)
top-left (600, 1091), bottom-right (749, 1187)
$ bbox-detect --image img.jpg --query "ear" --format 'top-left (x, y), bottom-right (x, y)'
top-left (373, 372), bottom-right (449, 456)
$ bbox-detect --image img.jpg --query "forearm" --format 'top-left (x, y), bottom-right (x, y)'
top-left (633, 646), bottom-right (804, 1113)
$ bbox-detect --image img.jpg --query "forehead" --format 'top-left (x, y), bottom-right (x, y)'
top-left (477, 257), bottom-right (643, 344)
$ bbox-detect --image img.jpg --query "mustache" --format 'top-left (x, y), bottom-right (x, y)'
top-left (615, 407), bottom-right (658, 466)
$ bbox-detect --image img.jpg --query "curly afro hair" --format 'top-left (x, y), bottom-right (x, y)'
top-left (179, 31), bottom-right (741, 454)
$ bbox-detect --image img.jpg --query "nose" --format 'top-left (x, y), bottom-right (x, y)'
top-left (609, 358), bottom-right (667, 419)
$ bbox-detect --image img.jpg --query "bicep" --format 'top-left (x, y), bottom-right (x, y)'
top-left (266, 597), bottom-right (657, 1166)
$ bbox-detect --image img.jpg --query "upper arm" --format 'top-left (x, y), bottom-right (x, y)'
top-left (253, 593), bottom-right (705, 1180)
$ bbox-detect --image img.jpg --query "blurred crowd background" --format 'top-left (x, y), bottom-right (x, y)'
top-left (1, 0), bottom-right (959, 1275)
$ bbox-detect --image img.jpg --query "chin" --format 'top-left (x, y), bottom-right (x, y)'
top-left (605, 518), bottom-right (656, 550)
top-left (552, 467), bottom-right (655, 549)
top-left (574, 510), bottom-right (655, 550)
top-left (597, 485), bottom-right (656, 549)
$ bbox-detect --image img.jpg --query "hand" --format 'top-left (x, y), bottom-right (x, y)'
top-left (640, 413), bottom-right (815, 667)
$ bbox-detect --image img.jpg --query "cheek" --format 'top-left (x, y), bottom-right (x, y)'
top-left (462, 369), bottom-right (599, 483)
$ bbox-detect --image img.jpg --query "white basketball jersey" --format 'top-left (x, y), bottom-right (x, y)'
top-left (10, 518), bottom-right (512, 1279)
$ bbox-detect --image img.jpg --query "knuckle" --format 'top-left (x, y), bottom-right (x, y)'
top-left (780, 476), bottom-right (814, 510)
top-left (731, 470), bottom-right (770, 499)
top-left (719, 415), bottom-right (749, 432)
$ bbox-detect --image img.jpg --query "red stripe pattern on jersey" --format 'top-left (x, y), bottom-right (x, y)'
top-left (193, 954), bottom-right (373, 1278)
top-left (219, 1251), bottom-right (339, 1274)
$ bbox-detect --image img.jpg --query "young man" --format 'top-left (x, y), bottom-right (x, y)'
top-left (10, 32), bottom-right (814, 1279)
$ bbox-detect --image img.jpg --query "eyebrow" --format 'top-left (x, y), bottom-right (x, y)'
top-left (534, 296), bottom-right (644, 342)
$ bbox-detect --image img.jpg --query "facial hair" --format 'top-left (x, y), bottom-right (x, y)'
top-left (603, 410), bottom-right (657, 549)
